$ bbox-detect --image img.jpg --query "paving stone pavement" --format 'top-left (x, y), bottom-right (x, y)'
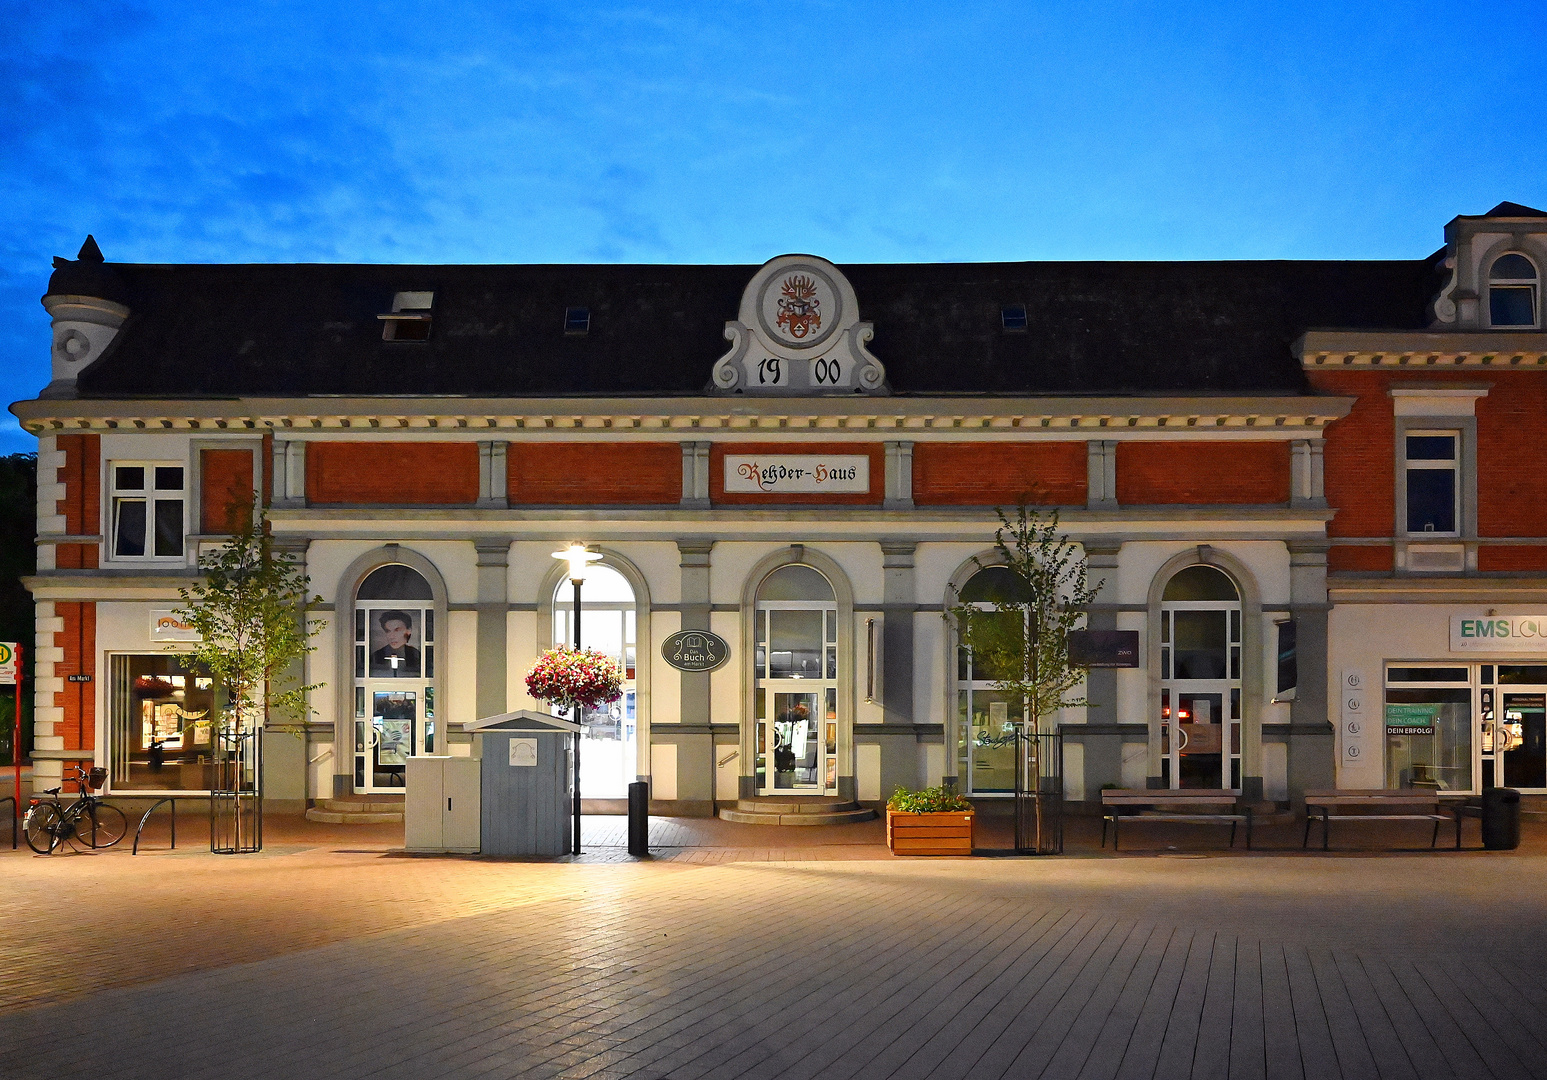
top-left (3, 817), bottom-right (1547, 1079)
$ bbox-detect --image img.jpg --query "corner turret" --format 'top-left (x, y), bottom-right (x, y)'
top-left (39, 235), bottom-right (130, 398)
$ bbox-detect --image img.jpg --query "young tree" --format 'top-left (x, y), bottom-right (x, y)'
top-left (175, 507), bottom-right (324, 750)
top-left (952, 505), bottom-right (1103, 732)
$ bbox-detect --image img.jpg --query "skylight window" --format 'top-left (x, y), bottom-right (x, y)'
top-left (1001, 305), bottom-right (1027, 332)
top-left (564, 307), bottom-right (591, 335)
top-left (380, 291), bottom-right (434, 341)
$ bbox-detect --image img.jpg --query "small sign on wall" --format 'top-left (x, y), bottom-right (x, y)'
top-left (509, 738), bottom-right (538, 767)
top-left (1340, 668), bottom-right (1368, 766)
top-left (723, 455), bottom-right (869, 494)
top-left (1067, 630), bottom-right (1139, 668)
top-left (150, 609), bottom-right (199, 641)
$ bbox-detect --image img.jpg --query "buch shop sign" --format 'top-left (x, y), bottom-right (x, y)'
top-left (1451, 615), bottom-right (1547, 651)
top-left (662, 630), bottom-right (730, 673)
top-left (1385, 702), bottom-right (1437, 735)
top-left (723, 455), bottom-right (869, 494)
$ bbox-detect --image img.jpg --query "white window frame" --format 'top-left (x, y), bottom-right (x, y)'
top-left (1487, 253), bottom-right (1539, 329)
top-left (108, 460), bottom-right (187, 561)
top-left (1400, 429), bottom-right (1461, 539)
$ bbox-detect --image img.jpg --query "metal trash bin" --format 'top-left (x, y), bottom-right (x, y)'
top-left (1482, 787), bottom-right (1521, 851)
top-left (464, 710), bottom-right (580, 856)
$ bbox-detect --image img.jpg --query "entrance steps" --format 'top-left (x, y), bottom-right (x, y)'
top-left (718, 797), bottom-right (876, 826)
top-left (305, 794), bottom-right (404, 825)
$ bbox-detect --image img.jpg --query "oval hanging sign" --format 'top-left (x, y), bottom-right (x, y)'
top-left (662, 630), bottom-right (730, 673)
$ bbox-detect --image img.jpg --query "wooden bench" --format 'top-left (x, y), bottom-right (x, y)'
top-left (1302, 789), bottom-right (1461, 851)
top-left (1101, 790), bottom-right (1252, 851)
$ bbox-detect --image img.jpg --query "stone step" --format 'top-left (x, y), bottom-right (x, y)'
top-left (305, 807), bottom-right (403, 825)
top-left (718, 799), bottom-right (876, 826)
top-left (316, 797), bottom-right (405, 814)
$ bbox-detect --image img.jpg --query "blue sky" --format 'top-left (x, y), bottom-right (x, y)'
top-left (3, 1), bottom-right (1544, 451)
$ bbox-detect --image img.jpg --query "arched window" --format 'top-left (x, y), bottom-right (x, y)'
top-left (552, 564), bottom-right (638, 799)
top-left (1490, 253), bottom-right (1538, 327)
top-left (1159, 565), bottom-right (1242, 790)
top-left (753, 565), bottom-right (838, 795)
top-left (353, 564), bottom-right (436, 793)
top-left (956, 566), bottom-right (1034, 795)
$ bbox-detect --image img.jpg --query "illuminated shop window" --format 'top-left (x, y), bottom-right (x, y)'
top-left (108, 654), bottom-right (224, 792)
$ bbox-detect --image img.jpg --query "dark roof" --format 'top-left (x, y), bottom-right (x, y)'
top-left (1485, 201), bottom-right (1547, 218)
top-left (68, 256), bottom-right (1441, 400)
top-left (46, 236), bottom-right (130, 306)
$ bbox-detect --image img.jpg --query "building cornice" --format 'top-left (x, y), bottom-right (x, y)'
top-left (1297, 331), bottom-right (1547, 368)
top-left (10, 394), bottom-right (1353, 438)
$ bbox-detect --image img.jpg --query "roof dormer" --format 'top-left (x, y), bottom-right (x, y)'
top-left (1430, 201), bottom-right (1547, 329)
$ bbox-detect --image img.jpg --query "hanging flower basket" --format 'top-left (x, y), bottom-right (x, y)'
top-left (525, 647), bottom-right (625, 712)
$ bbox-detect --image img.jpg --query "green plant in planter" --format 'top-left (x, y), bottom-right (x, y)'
top-left (887, 785), bottom-right (974, 814)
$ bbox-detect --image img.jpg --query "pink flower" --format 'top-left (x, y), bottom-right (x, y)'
top-left (525, 647), bottom-right (625, 711)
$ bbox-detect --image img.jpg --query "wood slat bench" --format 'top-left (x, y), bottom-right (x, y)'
top-left (1101, 790), bottom-right (1252, 851)
top-left (1302, 789), bottom-right (1461, 851)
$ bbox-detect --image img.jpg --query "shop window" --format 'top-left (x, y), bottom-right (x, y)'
top-left (108, 654), bottom-right (224, 792)
top-left (1489, 253), bottom-right (1538, 327)
top-left (110, 462), bottom-right (185, 558)
top-left (1403, 432), bottom-right (1459, 535)
top-left (553, 563), bottom-right (637, 799)
top-left (1384, 667), bottom-right (1472, 792)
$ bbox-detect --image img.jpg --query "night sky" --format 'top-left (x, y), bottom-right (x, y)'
top-left (3, 1), bottom-right (1544, 451)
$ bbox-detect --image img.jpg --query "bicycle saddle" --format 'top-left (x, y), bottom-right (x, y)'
top-left (43, 787), bottom-right (61, 796)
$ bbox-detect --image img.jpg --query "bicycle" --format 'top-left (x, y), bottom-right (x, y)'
top-left (23, 766), bottom-right (127, 853)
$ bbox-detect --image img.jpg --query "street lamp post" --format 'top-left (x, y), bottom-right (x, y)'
top-left (553, 543), bottom-right (601, 856)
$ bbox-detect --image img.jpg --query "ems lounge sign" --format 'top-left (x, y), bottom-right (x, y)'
top-left (1451, 615), bottom-right (1547, 652)
top-left (723, 455), bottom-right (869, 494)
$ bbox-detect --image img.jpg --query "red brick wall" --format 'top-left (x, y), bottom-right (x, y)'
top-left (508, 443), bottom-right (682, 505)
top-left (55, 602), bottom-right (95, 754)
top-left (1327, 545), bottom-right (1395, 572)
top-left (912, 442), bottom-right (1086, 505)
top-left (1479, 546), bottom-right (1547, 572)
top-left (307, 442), bottom-right (480, 505)
top-left (200, 449), bottom-right (255, 533)
top-left (1115, 441), bottom-right (1289, 505)
top-left (1477, 376), bottom-right (1547, 537)
top-left (1309, 372), bottom-right (1396, 539)
top-left (709, 443), bottom-right (885, 505)
top-left (55, 434), bottom-right (100, 569)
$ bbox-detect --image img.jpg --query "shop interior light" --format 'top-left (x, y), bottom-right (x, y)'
top-left (553, 543), bottom-right (602, 584)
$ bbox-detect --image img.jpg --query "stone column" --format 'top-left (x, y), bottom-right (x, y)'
top-left (877, 541), bottom-right (917, 798)
top-left (678, 540), bottom-right (716, 809)
top-left (473, 539), bottom-right (510, 722)
top-left (1081, 543), bottom-right (1123, 801)
top-left (1287, 541), bottom-right (1333, 803)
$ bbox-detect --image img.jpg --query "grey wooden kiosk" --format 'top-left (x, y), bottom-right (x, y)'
top-left (464, 710), bottom-right (580, 856)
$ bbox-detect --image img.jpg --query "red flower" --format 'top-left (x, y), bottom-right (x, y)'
top-left (525, 647), bottom-right (625, 711)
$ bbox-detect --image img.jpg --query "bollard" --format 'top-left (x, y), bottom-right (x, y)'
top-left (627, 781), bottom-right (649, 856)
top-left (1482, 787), bottom-right (1521, 850)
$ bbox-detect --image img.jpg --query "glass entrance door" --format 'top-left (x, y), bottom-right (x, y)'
top-left (353, 600), bottom-right (435, 794)
top-left (1500, 692), bottom-right (1547, 789)
top-left (356, 689), bottom-right (435, 792)
top-left (754, 600), bottom-right (838, 796)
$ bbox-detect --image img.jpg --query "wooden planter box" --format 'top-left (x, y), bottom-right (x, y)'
top-left (886, 809), bottom-right (975, 856)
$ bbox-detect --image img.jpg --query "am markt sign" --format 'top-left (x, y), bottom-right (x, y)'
top-left (662, 631), bottom-right (730, 673)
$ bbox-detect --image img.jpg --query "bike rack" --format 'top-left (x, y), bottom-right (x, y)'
top-left (132, 797), bottom-right (181, 855)
top-left (0, 795), bottom-right (14, 850)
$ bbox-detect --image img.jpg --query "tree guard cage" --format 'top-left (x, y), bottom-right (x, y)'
top-left (1014, 730), bottom-right (1063, 855)
top-left (210, 725), bottom-right (262, 854)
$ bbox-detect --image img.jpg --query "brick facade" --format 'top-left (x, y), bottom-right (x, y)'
top-left (306, 442), bottom-right (480, 505)
top-left (912, 442), bottom-right (1086, 505)
top-left (1115, 441), bottom-right (1290, 505)
top-left (507, 443), bottom-right (681, 505)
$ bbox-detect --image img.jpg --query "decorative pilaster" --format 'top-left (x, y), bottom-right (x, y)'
top-left (1087, 440), bottom-right (1118, 509)
top-left (272, 440), bottom-right (306, 509)
top-left (476, 441), bottom-right (509, 508)
top-left (883, 442), bottom-right (914, 510)
top-left (680, 442), bottom-right (711, 509)
top-left (1290, 439), bottom-right (1326, 508)
top-left (473, 539), bottom-right (510, 721)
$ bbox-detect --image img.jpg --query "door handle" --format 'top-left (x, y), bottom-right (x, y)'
top-left (447, 798), bottom-right (452, 812)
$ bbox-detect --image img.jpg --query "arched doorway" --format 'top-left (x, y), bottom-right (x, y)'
top-left (955, 565), bottom-right (1034, 796)
top-left (1159, 564), bottom-right (1242, 790)
top-left (754, 564), bottom-right (839, 795)
top-left (552, 564), bottom-right (638, 799)
top-left (353, 564), bottom-right (437, 793)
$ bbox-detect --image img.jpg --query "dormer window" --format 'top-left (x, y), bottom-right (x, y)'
top-left (1000, 305), bottom-right (1027, 332)
top-left (380, 291), bottom-right (434, 341)
top-left (1489, 254), bottom-right (1537, 327)
top-left (564, 307), bottom-right (591, 335)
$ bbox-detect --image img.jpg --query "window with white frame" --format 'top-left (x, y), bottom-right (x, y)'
top-left (1489, 253), bottom-right (1538, 328)
top-left (1403, 432), bottom-right (1459, 536)
top-left (110, 463), bottom-right (186, 558)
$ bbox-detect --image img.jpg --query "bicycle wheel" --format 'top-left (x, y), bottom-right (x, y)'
top-left (23, 804), bottom-right (61, 854)
top-left (83, 803), bottom-right (127, 848)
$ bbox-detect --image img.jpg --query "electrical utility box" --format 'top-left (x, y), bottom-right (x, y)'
top-left (464, 710), bottom-right (580, 856)
top-left (404, 756), bottom-right (482, 853)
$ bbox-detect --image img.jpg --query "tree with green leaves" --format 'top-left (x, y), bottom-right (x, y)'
top-left (174, 507), bottom-right (324, 748)
top-left (951, 504), bottom-right (1103, 732)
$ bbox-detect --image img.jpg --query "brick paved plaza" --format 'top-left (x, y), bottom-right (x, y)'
top-left (2, 814), bottom-right (1546, 1080)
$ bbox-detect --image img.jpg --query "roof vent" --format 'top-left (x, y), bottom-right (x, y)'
top-left (380, 291), bottom-right (434, 341)
top-left (564, 307), bottom-right (591, 335)
top-left (1000, 304), bottom-right (1027, 332)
